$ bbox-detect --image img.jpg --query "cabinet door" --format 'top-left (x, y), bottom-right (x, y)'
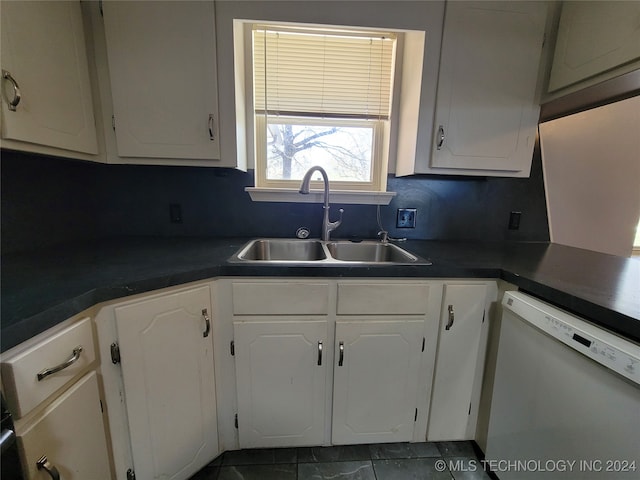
top-left (18, 372), bottom-right (111, 480)
top-left (115, 285), bottom-right (217, 480)
top-left (234, 320), bottom-right (328, 448)
top-left (0, 0), bottom-right (98, 154)
top-left (548, 1), bottom-right (640, 92)
top-left (431, 1), bottom-right (546, 175)
top-left (332, 319), bottom-right (424, 445)
top-left (102, 1), bottom-right (220, 159)
top-left (428, 284), bottom-right (487, 441)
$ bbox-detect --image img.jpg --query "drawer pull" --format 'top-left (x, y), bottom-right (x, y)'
top-left (37, 346), bottom-right (83, 381)
top-left (445, 305), bottom-right (455, 331)
top-left (2, 70), bottom-right (21, 111)
top-left (202, 309), bottom-right (211, 338)
top-left (37, 455), bottom-right (60, 480)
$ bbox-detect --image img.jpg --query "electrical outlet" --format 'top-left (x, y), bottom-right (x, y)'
top-left (397, 208), bottom-right (417, 228)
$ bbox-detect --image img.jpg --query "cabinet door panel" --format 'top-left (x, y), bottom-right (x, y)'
top-left (332, 319), bottom-right (423, 445)
top-left (431, 1), bottom-right (545, 174)
top-left (115, 285), bottom-right (217, 480)
top-left (549, 1), bottom-right (640, 91)
top-left (18, 372), bottom-right (110, 480)
top-left (102, 1), bottom-right (220, 159)
top-left (0, 1), bottom-right (98, 154)
top-left (234, 320), bottom-right (328, 448)
top-left (428, 284), bottom-right (487, 440)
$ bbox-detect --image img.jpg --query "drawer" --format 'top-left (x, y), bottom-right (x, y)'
top-left (232, 282), bottom-right (330, 315)
top-left (337, 283), bottom-right (429, 315)
top-left (1, 317), bottom-right (96, 418)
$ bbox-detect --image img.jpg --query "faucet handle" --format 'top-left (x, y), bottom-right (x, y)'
top-left (377, 230), bottom-right (389, 243)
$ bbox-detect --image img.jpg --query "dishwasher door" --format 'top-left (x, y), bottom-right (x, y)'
top-left (486, 292), bottom-right (640, 479)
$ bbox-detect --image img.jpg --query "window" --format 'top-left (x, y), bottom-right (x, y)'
top-left (252, 24), bottom-right (396, 193)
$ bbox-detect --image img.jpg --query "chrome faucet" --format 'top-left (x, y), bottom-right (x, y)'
top-left (299, 166), bottom-right (343, 241)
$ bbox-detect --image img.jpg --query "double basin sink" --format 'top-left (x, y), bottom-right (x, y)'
top-left (230, 238), bottom-right (431, 265)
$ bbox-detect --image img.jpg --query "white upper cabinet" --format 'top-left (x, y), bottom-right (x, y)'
top-left (102, 1), bottom-right (221, 161)
top-left (0, 0), bottom-right (98, 155)
top-left (548, 1), bottom-right (640, 93)
top-left (430, 1), bottom-right (547, 176)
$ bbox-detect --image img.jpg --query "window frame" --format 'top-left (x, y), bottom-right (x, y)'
top-left (249, 21), bottom-right (396, 195)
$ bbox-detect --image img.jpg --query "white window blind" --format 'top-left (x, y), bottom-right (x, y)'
top-left (253, 26), bottom-right (396, 119)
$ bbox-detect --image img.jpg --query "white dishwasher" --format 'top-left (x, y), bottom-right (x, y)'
top-left (486, 291), bottom-right (640, 479)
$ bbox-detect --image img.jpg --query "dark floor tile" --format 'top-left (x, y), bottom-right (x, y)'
top-left (369, 442), bottom-right (441, 460)
top-left (189, 466), bottom-right (219, 480)
top-left (217, 464), bottom-right (297, 480)
top-left (372, 458), bottom-right (454, 480)
top-left (446, 457), bottom-right (491, 480)
top-left (222, 447), bottom-right (297, 465)
top-left (298, 445), bottom-right (371, 463)
top-left (298, 460), bottom-right (376, 479)
top-left (437, 442), bottom-right (478, 458)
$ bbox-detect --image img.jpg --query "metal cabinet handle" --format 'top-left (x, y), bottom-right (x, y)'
top-left (338, 341), bottom-right (344, 366)
top-left (2, 70), bottom-right (21, 111)
top-left (208, 114), bottom-right (215, 141)
top-left (436, 125), bottom-right (445, 150)
top-left (445, 305), bottom-right (455, 331)
top-left (37, 346), bottom-right (83, 381)
top-left (202, 309), bottom-right (211, 338)
top-left (0, 428), bottom-right (16, 454)
top-left (317, 341), bottom-right (323, 366)
top-left (37, 455), bottom-right (60, 480)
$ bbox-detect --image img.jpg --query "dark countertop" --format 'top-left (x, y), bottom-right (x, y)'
top-left (2, 237), bottom-right (639, 352)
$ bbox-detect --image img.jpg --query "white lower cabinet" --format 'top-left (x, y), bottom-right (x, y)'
top-left (233, 320), bottom-right (328, 448)
top-left (230, 279), bottom-right (440, 449)
top-left (1, 314), bottom-right (112, 480)
top-left (99, 283), bottom-right (218, 480)
top-left (332, 319), bottom-right (424, 445)
top-left (428, 283), bottom-right (495, 441)
top-left (18, 371), bottom-right (111, 480)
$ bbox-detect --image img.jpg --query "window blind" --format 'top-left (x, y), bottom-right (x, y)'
top-left (253, 26), bottom-right (396, 120)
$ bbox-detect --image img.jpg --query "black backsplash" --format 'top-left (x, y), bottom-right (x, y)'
top-left (1, 147), bottom-right (549, 254)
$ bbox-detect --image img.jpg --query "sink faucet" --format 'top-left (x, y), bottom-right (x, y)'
top-left (299, 166), bottom-right (343, 241)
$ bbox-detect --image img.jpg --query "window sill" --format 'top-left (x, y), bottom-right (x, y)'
top-left (245, 187), bottom-right (396, 205)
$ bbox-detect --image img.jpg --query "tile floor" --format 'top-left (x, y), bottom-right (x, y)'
top-left (189, 441), bottom-right (494, 480)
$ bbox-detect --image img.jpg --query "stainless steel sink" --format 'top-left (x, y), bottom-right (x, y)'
top-left (326, 241), bottom-right (420, 263)
top-left (234, 239), bottom-right (327, 262)
top-left (229, 239), bottom-right (431, 265)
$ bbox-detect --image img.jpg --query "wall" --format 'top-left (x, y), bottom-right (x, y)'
top-left (1, 145), bottom-right (549, 254)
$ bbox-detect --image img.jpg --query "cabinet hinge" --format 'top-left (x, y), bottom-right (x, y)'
top-left (111, 115), bottom-right (116, 131)
top-left (234, 414), bottom-right (238, 429)
top-left (414, 408), bottom-right (418, 422)
top-left (421, 337), bottom-right (425, 352)
top-left (110, 342), bottom-right (121, 364)
top-left (230, 341), bottom-right (235, 356)
top-left (126, 468), bottom-right (136, 480)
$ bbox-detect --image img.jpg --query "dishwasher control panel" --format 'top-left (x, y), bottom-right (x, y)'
top-left (503, 292), bottom-right (640, 386)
